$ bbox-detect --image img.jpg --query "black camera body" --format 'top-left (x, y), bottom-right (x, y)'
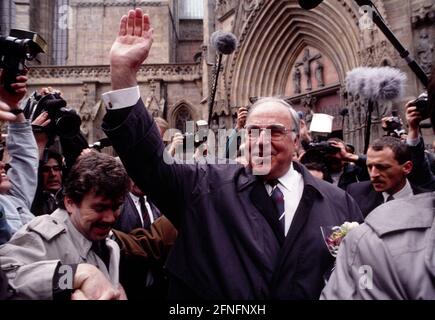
top-left (307, 141), bottom-right (340, 155)
top-left (385, 116), bottom-right (402, 132)
top-left (23, 92), bottom-right (82, 139)
top-left (414, 93), bottom-right (429, 120)
top-left (0, 29), bottom-right (47, 92)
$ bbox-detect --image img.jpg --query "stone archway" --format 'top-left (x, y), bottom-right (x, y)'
top-left (228, 0), bottom-right (362, 109)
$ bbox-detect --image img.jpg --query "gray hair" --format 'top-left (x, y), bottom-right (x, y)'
top-left (247, 97), bottom-right (300, 137)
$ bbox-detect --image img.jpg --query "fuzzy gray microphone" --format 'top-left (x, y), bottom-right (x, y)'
top-left (346, 67), bottom-right (407, 102)
top-left (210, 30), bottom-right (238, 55)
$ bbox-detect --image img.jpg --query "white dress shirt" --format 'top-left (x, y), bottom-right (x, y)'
top-left (129, 192), bottom-right (156, 227)
top-left (264, 163), bottom-right (304, 236)
top-left (382, 179), bottom-right (414, 203)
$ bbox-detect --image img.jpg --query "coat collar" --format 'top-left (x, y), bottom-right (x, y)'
top-left (365, 192), bottom-right (434, 237)
top-left (52, 209), bottom-right (94, 260)
top-left (236, 161), bottom-right (325, 200)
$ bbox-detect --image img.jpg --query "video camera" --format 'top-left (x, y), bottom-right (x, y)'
top-left (306, 141), bottom-right (340, 155)
top-left (183, 120), bottom-right (209, 150)
top-left (0, 29), bottom-right (47, 92)
top-left (23, 91), bottom-right (82, 139)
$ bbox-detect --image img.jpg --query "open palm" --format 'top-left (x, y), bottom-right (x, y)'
top-left (109, 8), bottom-right (154, 73)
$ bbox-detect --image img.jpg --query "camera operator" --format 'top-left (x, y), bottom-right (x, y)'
top-left (381, 113), bottom-right (407, 141)
top-left (0, 70), bottom-right (39, 237)
top-left (321, 138), bottom-right (369, 190)
top-left (404, 95), bottom-right (435, 190)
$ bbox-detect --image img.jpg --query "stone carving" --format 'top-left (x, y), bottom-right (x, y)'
top-left (79, 84), bottom-right (92, 138)
top-left (293, 68), bottom-right (301, 94)
top-left (295, 48), bottom-right (321, 91)
top-left (145, 81), bottom-right (164, 118)
top-left (315, 60), bottom-right (324, 88)
top-left (412, 2), bottom-right (435, 27)
top-left (74, 1), bottom-right (164, 8)
top-left (28, 64), bottom-right (202, 84)
top-left (242, 0), bottom-right (260, 23)
top-left (416, 29), bottom-right (433, 75)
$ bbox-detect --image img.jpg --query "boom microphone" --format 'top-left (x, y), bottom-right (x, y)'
top-left (210, 31), bottom-right (238, 55)
top-left (345, 67), bottom-right (407, 102)
top-left (208, 31), bottom-right (238, 124)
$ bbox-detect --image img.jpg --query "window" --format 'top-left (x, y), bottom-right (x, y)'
top-left (179, 0), bottom-right (203, 20)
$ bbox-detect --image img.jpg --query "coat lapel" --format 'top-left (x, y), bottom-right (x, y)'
top-left (269, 163), bottom-right (322, 285)
top-left (249, 180), bottom-right (285, 245)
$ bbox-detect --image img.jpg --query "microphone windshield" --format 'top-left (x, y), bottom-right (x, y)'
top-left (298, 0), bottom-right (323, 10)
top-left (346, 67), bottom-right (407, 102)
top-left (211, 31), bottom-right (238, 55)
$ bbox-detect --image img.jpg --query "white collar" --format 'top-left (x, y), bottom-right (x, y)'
top-left (382, 179), bottom-right (413, 202)
top-left (264, 162), bottom-right (302, 193)
top-left (129, 192), bottom-right (146, 203)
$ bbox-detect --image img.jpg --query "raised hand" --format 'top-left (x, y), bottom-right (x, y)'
top-left (0, 69), bottom-right (28, 109)
top-left (109, 8), bottom-right (154, 90)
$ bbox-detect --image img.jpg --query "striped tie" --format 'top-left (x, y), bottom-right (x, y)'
top-left (269, 180), bottom-right (285, 234)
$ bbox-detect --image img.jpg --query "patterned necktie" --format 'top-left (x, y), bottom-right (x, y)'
top-left (139, 196), bottom-right (151, 229)
top-left (269, 180), bottom-right (286, 234)
top-left (386, 194), bottom-right (395, 202)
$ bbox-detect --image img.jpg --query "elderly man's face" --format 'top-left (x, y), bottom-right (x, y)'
top-left (65, 191), bottom-right (123, 241)
top-left (245, 102), bottom-right (297, 180)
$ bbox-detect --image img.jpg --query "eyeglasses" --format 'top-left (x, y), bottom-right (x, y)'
top-left (41, 165), bottom-right (62, 173)
top-left (245, 124), bottom-right (295, 140)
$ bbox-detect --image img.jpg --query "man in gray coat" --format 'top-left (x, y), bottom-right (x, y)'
top-left (0, 151), bottom-right (130, 299)
top-left (321, 67), bottom-right (435, 300)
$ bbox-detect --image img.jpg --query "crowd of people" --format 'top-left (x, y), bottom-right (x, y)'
top-left (0, 8), bottom-right (434, 300)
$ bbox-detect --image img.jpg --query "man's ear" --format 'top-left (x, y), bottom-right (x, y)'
top-left (402, 160), bottom-right (413, 176)
top-left (64, 196), bottom-right (76, 214)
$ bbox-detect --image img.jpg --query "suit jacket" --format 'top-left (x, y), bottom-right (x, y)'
top-left (115, 193), bottom-right (161, 233)
top-left (103, 98), bottom-right (363, 300)
top-left (407, 137), bottom-right (435, 190)
top-left (346, 180), bottom-right (428, 218)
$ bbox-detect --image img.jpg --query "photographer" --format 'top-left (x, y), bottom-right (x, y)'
top-left (318, 138), bottom-right (369, 190)
top-left (404, 95), bottom-right (435, 190)
top-left (0, 70), bottom-right (38, 237)
top-left (381, 114), bottom-right (407, 141)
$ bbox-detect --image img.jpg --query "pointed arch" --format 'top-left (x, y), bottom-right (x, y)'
top-left (228, 0), bottom-right (363, 108)
top-left (169, 99), bottom-right (198, 133)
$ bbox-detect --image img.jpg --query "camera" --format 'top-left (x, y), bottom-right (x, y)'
top-left (307, 141), bottom-right (340, 155)
top-left (23, 91), bottom-right (82, 139)
top-left (183, 120), bottom-right (209, 150)
top-left (413, 92), bottom-right (429, 120)
top-left (384, 111), bottom-right (402, 132)
top-left (0, 29), bottom-right (47, 92)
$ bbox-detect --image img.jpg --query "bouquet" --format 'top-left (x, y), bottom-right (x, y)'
top-left (320, 221), bottom-right (360, 257)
